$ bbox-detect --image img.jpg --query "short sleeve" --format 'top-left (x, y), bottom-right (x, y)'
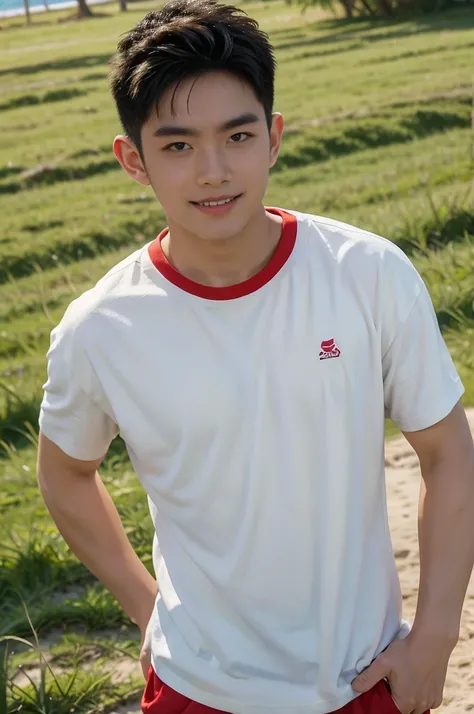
top-left (39, 316), bottom-right (119, 461)
top-left (382, 255), bottom-right (464, 432)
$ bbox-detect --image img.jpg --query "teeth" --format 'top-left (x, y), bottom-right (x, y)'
top-left (200, 198), bottom-right (234, 206)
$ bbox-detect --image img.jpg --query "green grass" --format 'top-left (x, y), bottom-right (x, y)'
top-left (1, 0), bottom-right (474, 710)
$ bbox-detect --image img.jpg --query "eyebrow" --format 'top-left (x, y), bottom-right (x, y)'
top-left (152, 112), bottom-right (261, 138)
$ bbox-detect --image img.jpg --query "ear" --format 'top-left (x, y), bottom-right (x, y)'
top-left (113, 135), bottom-right (150, 186)
top-left (269, 112), bottom-right (284, 169)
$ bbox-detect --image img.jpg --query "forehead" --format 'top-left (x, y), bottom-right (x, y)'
top-left (155, 71), bottom-right (263, 125)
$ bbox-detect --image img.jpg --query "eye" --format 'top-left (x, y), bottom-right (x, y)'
top-left (165, 142), bottom-right (191, 152)
top-left (229, 132), bottom-right (252, 143)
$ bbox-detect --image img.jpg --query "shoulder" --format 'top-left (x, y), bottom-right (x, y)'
top-left (290, 209), bottom-right (423, 294)
top-left (52, 245), bottom-right (148, 351)
top-left (291, 209), bottom-right (405, 263)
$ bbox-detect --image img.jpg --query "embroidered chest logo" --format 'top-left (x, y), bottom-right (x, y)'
top-left (319, 338), bottom-right (341, 361)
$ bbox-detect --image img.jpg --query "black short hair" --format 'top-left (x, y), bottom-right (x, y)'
top-left (109, 0), bottom-right (276, 156)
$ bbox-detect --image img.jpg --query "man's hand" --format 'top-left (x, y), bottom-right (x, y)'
top-left (139, 614), bottom-right (154, 680)
top-left (351, 631), bottom-right (456, 713)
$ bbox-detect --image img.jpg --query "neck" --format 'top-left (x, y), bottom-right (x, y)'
top-left (161, 206), bottom-right (283, 288)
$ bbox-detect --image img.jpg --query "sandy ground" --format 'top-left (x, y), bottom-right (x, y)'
top-left (385, 408), bottom-right (474, 713)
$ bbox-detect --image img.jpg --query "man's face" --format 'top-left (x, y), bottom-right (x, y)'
top-left (115, 71), bottom-right (283, 242)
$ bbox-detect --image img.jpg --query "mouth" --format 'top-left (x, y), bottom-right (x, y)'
top-left (190, 194), bottom-right (242, 212)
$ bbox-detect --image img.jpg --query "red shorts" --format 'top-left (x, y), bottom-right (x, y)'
top-left (142, 666), bottom-right (430, 713)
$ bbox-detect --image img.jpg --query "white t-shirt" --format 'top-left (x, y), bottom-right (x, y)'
top-left (39, 208), bottom-right (464, 714)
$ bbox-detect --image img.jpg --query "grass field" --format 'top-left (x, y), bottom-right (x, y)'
top-left (1, 1), bottom-right (474, 710)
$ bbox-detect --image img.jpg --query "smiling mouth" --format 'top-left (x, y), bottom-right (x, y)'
top-left (191, 195), bottom-right (242, 207)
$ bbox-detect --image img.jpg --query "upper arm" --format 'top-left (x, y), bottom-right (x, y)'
top-left (402, 401), bottom-right (474, 473)
top-left (37, 430), bottom-right (106, 485)
top-left (381, 248), bottom-right (464, 433)
top-left (39, 314), bottom-right (118, 463)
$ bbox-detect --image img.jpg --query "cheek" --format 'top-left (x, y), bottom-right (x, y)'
top-left (246, 155), bottom-right (271, 189)
top-left (149, 159), bottom-right (190, 191)
top-left (237, 146), bottom-right (270, 175)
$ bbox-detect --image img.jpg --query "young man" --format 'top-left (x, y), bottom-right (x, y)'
top-left (37, 1), bottom-right (474, 713)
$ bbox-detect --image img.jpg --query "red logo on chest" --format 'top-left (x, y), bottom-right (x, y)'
top-left (319, 338), bottom-right (341, 360)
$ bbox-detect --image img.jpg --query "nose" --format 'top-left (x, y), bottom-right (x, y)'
top-left (195, 146), bottom-right (231, 187)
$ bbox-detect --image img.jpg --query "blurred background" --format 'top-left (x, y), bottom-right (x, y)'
top-left (0, 0), bottom-right (473, 711)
